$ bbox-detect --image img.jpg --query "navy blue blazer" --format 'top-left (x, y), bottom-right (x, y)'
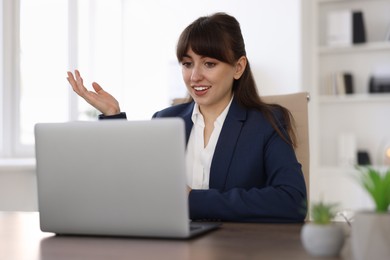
top-left (151, 98), bottom-right (307, 223)
top-left (102, 98), bottom-right (307, 222)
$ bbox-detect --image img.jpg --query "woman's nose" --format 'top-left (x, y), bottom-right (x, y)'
top-left (190, 66), bottom-right (203, 82)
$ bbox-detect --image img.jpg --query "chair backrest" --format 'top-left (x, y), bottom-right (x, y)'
top-left (262, 92), bottom-right (310, 203)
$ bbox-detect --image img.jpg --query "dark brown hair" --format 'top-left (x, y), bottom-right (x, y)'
top-left (176, 12), bottom-right (296, 147)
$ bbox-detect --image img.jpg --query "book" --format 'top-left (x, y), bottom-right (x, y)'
top-left (327, 72), bottom-right (354, 95)
top-left (327, 10), bottom-right (352, 46)
top-left (336, 73), bottom-right (346, 95)
top-left (343, 73), bottom-right (354, 94)
top-left (352, 11), bottom-right (366, 44)
top-left (326, 10), bottom-right (366, 46)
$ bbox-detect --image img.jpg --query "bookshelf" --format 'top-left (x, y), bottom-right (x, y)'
top-left (319, 93), bottom-right (390, 104)
top-left (318, 41), bottom-right (390, 54)
top-left (310, 0), bottom-right (390, 171)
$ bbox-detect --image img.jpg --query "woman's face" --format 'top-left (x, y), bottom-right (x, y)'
top-left (181, 48), bottom-right (246, 114)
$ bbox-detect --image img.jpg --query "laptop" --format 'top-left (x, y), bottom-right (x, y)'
top-left (34, 118), bottom-right (220, 239)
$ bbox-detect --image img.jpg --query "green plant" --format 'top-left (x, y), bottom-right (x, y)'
top-left (310, 201), bottom-right (338, 225)
top-left (355, 166), bottom-right (390, 213)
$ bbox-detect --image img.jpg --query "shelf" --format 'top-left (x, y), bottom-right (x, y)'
top-left (319, 93), bottom-right (390, 104)
top-left (317, 165), bottom-right (390, 174)
top-left (318, 0), bottom-right (382, 4)
top-left (318, 42), bottom-right (390, 55)
top-left (317, 166), bottom-right (357, 175)
top-left (312, 0), bottom-right (390, 175)
top-left (317, 0), bottom-right (356, 4)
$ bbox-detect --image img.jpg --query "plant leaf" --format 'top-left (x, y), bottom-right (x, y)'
top-left (356, 166), bottom-right (390, 213)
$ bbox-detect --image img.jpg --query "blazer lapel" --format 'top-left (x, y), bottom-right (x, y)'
top-left (209, 98), bottom-right (247, 190)
top-left (179, 102), bottom-right (195, 144)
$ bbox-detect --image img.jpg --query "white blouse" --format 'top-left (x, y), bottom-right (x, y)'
top-left (185, 98), bottom-right (233, 189)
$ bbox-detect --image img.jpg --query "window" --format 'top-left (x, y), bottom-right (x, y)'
top-left (1, 0), bottom-right (74, 158)
top-left (1, 0), bottom-right (183, 158)
top-left (20, 0), bottom-right (69, 145)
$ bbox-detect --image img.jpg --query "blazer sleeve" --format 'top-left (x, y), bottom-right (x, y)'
top-left (98, 112), bottom-right (127, 120)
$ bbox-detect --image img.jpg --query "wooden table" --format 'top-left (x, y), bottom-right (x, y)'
top-left (0, 212), bottom-right (351, 260)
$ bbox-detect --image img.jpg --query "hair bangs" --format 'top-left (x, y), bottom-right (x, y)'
top-left (177, 18), bottom-right (234, 64)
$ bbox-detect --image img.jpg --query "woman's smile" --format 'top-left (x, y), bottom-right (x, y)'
top-left (192, 85), bottom-right (211, 96)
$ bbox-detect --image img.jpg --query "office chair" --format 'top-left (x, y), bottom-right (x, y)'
top-left (262, 92), bottom-right (310, 205)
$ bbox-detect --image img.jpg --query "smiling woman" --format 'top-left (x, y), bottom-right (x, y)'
top-left (180, 49), bottom-right (245, 116)
top-left (66, 12), bottom-right (307, 223)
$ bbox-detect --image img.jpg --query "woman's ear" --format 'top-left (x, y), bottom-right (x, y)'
top-left (233, 56), bottom-right (247, 80)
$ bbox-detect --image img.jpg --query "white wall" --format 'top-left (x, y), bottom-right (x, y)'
top-left (121, 0), bottom-right (302, 119)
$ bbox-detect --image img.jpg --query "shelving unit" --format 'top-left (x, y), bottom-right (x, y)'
top-left (311, 0), bottom-right (390, 169)
top-left (318, 41), bottom-right (390, 54)
top-left (319, 93), bottom-right (390, 104)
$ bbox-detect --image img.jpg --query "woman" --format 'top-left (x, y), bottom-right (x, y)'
top-left (67, 12), bottom-right (307, 223)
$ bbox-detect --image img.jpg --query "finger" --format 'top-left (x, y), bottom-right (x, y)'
top-left (75, 70), bottom-right (83, 84)
top-left (67, 72), bottom-right (80, 93)
top-left (67, 71), bottom-right (74, 80)
top-left (67, 71), bottom-right (75, 83)
top-left (92, 82), bottom-right (103, 93)
top-left (73, 70), bottom-right (85, 90)
top-left (74, 71), bottom-right (88, 95)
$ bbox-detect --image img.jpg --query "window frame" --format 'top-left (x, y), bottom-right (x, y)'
top-left (1, 0), bottom-right (79, 158)
top-left (1, 0), bottom-right (20, 158)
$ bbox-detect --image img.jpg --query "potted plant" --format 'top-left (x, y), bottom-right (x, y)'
top-left (351, 166), bottom-right (390, 260)
top-left (301, 200), bottom-right (345, 257)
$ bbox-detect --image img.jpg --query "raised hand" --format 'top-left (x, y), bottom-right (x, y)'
top-left (67, 70), bottom-right (121, 116)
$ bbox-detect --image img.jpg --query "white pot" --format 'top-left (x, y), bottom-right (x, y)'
top-left (301, 223), bottom-right (345, 257)
top-left (351, 211), bottom-right (390, 260)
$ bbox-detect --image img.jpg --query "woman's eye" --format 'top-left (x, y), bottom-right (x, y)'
top-left (181, 62), bottom-right (192, 68)
top-left (204, 62), bottom-right (216, 68)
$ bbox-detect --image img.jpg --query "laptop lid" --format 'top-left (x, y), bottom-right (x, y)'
top-left (35, 119), bottom-right (217, 238)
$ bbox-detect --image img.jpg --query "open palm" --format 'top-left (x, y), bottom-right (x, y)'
top-left (67, 70), bottom-right (121, 116)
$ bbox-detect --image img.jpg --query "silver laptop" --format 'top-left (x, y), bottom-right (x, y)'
top-left (34, 119), bottom-right (220, 239)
